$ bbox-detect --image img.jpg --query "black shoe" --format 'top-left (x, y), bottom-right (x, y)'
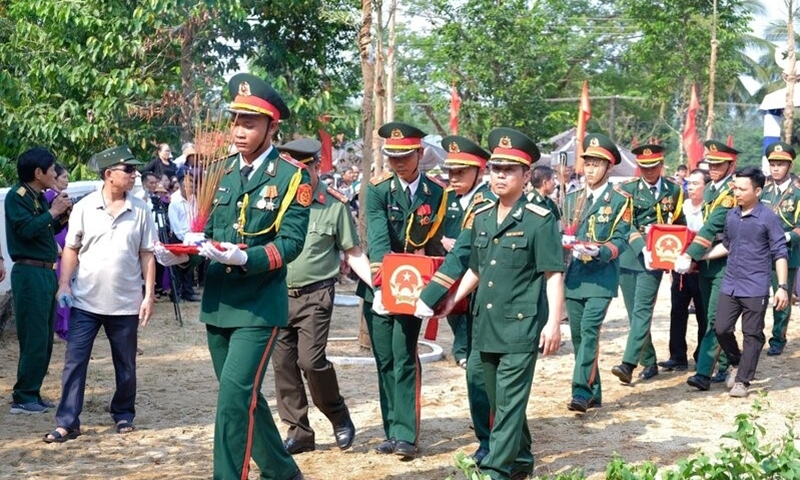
top-left (567, 396), bottom-right (589, 413)
top-left (283, 438), bottom-right (315, 455)
top-left (181, 294), bottom-right (200, 302)
top-left (471, 447), bottom-right (490, 465)
top-left (290, 471), bottom-right (305, 480)
top-left (587, 398), bottom-right (602, 409)
top-left (333, 416), bottom-right (356, 450)
top-left (611, 363), bottom-right (634, 384)
top-left (510, 469), bottom-right (532, 480)
top-left (710, 370), bottom-right (727, 383)
top-left (658, 359), bottom-right (689, 371)
top-left (374, 438), bottom-right (396, 454)
top-left (687, 374), bottom-right (711, 391)
top-left (394, 440), bottom-right (418, 459)
top-left (767, 345), bottom-right (784, 356)
top-left (638, 364), bottom-right (659, 380)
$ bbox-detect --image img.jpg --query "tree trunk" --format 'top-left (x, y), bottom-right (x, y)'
top-left (386, 0), bottom-right (396, 122)
top-left (358, 0), bottom-right (375, 351)
top-left (179, 15), bottom-right (196, 144)
top-left (705, 0), bottom-right (718, 140)
top-left (785, 0), bottom-right (796, 143)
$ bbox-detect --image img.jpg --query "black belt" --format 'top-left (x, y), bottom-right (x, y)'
top-left (287, 278), bottom-right (337, 297)
top-left (15, 258), bottom-right (56, 270)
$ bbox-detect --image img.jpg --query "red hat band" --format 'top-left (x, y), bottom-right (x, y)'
top-left (636, 152), bottom-right (664, 162)
top-left (384, 137), bottom-right (422, 150)
top-left (231, 95), bottom-right (281, 121)
top-left (768, 151), bottom-right (793, 161)
top-left (446, 152), bottom-right (487, 168)
top-left (584, 146), bottom-right (615, 163)
top-left (706, 151), bottom-right (736, 162)
top-left (491, 147), bottom-right (532, 165)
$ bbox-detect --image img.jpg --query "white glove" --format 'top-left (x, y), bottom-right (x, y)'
top-left (372, 289), bottom-right (389, 315)
top-left (198, 241), bottom-right (248, 266)
top-left (183, 232), bottom-right (206, 246)
top-left (154, 243), bottom-right (189, 267)
top-left (574, 243), bottom-right (600, 258)
top-left (414, 299), bottom-right (435, 321)
top-left (785, 232), bottom-right (792, 243)
top-left (57, 293), bottom-right (74, 309)
top-left (643, 249), bottom-right (655, 271)
top-left (674, 254), bottom-right (692, 274)
top-left (561, 235), bottom-right (576, 247)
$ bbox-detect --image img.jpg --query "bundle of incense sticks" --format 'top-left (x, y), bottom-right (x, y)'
top-left (189, 110), bottom-right (235, 233)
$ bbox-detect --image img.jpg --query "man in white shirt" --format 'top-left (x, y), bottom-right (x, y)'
top-left (167, 166), bottom-right (199, 302)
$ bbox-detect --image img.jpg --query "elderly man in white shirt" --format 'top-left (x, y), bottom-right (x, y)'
top-left (167, 166), bottom-right (200, 302)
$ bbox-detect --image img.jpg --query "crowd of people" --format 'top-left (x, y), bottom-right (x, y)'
top-left (3, 71), bottom-right (796, 480)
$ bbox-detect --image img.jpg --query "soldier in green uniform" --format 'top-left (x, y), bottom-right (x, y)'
top-left (271, 138), bottom-right (371, 455)
top-left (357, 121), bottom-right (448, 459)
top-left (760, 141), bottom-right (800, 356)
top-left (414, 135), bottom-right (494, 464)
top-left (611, 145), bottom-right (685, 383)
top-left (5, 147), bottom-right (72, 414)
top-left (563, 133), bottom-right (632, 413)
top-left (529, 165), bottom-right (561, 218)
top-left (157, 73), bottom-right (310, 480)
top-left (676, 140), bottom-right (738, 391)
top-left (440, 135), bottom-right (491, 368)
top-left (437, 127), bottom-right (564, 480)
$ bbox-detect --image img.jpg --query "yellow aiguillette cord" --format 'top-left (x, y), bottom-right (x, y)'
top-left (236, 169), bottom-right (302, 237)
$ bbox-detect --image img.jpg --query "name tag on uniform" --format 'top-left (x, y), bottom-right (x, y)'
top-left (506, 231), bottom-right (524, 237)
top-left (389, 205), bottom-right (401, 211)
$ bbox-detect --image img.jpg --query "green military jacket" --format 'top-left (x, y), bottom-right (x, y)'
top-left (443, 188), bottom-right (462, 239)
top-left (527, 190), bottom-right (561, 220)
top-left (563, 183), bottom-right (631, 299)
top-left (760, 177), bottom-right (800, 268)
top-left (285, 183), bottom-right (359, 288)
top-left (685, 175), bottom-right (735, 278)
top-left (618, 176), bottom-right (685, 271)
top-left (468, 194), bottom-right (563, 354)
top-left (4, 183), bottom-right (65, 263)
top-left (356, 171), bottom-right (448, 302)
top-left (419, 183), bottom-right (495, 308)
top-left (200, 149), bottom-right (311, 327)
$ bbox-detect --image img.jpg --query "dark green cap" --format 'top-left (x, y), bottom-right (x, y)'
top-left (378, 122), bottom-right (426, 157)
top-left (278, 138), bottom-right (322, 164)
top-left (89, 146), bottom-right (143, 173)
top-left (765, 141), bottom-right (796, 162)
top-left (582, 133), bottom-right (621, 165)
top-left (704, 140), bottom-right (739, 164)
top-left (227, 73), bottom-right (291, 121)
top-left (487, 127), bottom-right (540, 167)
top-left (441, 135), bottom-right (490, 169)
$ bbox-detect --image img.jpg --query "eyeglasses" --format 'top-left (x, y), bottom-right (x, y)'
top-left (109, 165), bottom-right (138, 174)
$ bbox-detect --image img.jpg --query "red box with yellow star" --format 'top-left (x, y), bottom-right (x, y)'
top-left (646, 224), bottom-right (695, 270)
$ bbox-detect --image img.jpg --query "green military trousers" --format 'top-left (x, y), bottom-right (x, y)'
top-left (619, 268), bottom-right (662, 367)
top-left (769, 268), bottom-right (796, 351)
top-left (447, 313), bottom-right (469, 363)
top-left (465, 312), bottom-right (491, 452)
top-left (479, 350), bottom-right (538, 480)
top-left (566, 297), bottom-right (612, 403)
top-left (11, 264), bottom-right (57, 405)
top-left (696, 275), bottom-right (727, 377)
top-left (363, 303), bottom-right (422, 444)
top-left (206, 325), bottom-right (299, 480)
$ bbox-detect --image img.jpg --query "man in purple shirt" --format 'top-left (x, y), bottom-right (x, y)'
top-left (702, 166), bottom-right (788, 398)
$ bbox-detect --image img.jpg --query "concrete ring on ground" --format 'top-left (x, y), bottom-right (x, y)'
top-left (328, 337), bottom-right (444, 365)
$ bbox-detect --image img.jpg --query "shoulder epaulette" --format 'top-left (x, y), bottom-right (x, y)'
top-left (664, 176), bottom-right (680, 185)
top-left (426, 173), bottom-right (446, 189)
top-left (613, 185), bottom-right (632, 198)
top-left (16, 186), bottom-right (26, 197)
top-left (473, 192), bottom-right (485, 204)
top-left (326, 186), bottom-right (349, 203)
top-left (624, 177), bottom-right (639, 184)
top-left (370, 171), bottom-right (393, 185)
top-left (278, 152), bottom-right (307, 170)
top-left (525, 203), bottom-right (550, 216)
top-left (445, 186), bottom-right (455, 193)
top-left (793, 177), bottom-right (800, 189)
top-left (474, 202), bottom-right (495, 216)
top-left (721, 195), bottom-right (736, 209)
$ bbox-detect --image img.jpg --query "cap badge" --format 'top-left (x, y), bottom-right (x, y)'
top-left (643, 148), bottom-right (652, 155)
top-left (709, 144), bottom-right (718, 152)
top-left (238, 81), bottom-right (251, 97)
top-left (499, 136), bottom-right (512, 148)
top-left (449, 142), bottom-right (460, 153)
top-left (590, 137), bottom-right (599, 147)
top-left (775, 145), bottom-right (784, 152)
top-left (390, 128), bottom-right (403, 139)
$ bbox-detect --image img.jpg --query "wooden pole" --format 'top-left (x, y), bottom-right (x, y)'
top-left (386, 0), bottom-right (396, 122)
top-left (784, 0), bottom-right (796, 143)
top-left (705, 0), bottom-right (718, 140)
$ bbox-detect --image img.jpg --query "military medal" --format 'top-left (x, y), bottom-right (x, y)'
top-left (262, 185), bottom-right (278, 210)
top-left (417, 204), bottom-right (432, 225)
top-left (256, 198), bottom-right (267, 210)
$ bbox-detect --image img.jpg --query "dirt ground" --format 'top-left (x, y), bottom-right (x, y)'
top-left (1, 279), bottom-right (799, 480)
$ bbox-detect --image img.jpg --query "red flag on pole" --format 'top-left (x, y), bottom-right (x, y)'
top-left (450, 82), bottom-right (461, 135)
top-left (318, 129), bottom-right (334, 174)
top-left (682, 85), bottom-right (704, 170)
top-left (575, 80), bottom-right (591, 174)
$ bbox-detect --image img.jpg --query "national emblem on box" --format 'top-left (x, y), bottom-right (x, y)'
top-left (381, 253), bottom-right (466, 316)
top-left (646, 225), bottom-right (695, 270)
